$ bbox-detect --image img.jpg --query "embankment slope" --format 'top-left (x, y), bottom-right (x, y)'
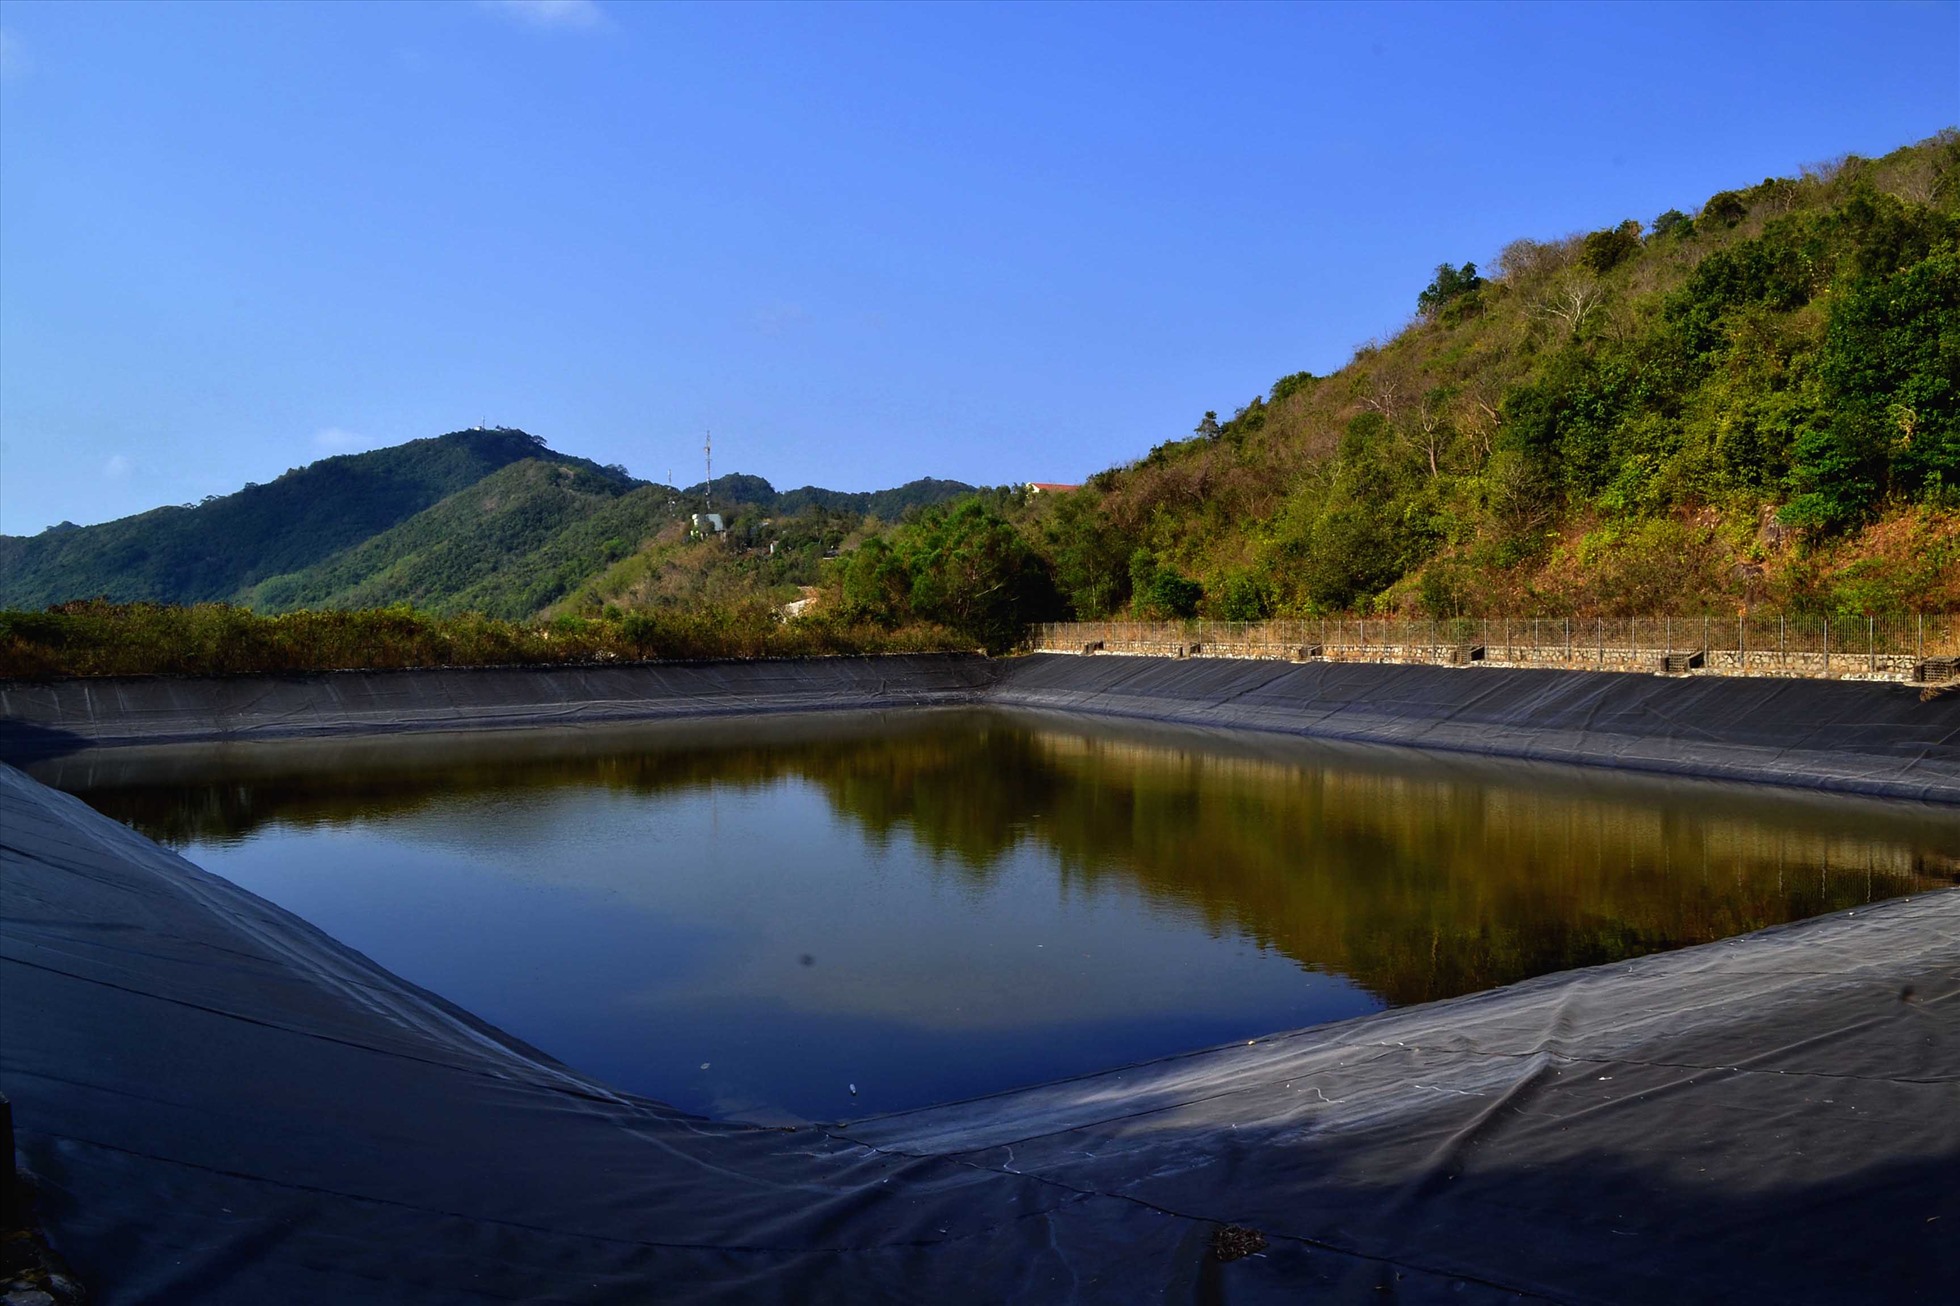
top-left (2, 763), bottom-right (1954, 1303)
top-left (6, 653), bottom-right (1956, 801)
top-left (989, 653), bottom-right (1960, 802)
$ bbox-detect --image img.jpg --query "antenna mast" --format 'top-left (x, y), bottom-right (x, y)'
top-left (704, 430), bottom-right (713, 514)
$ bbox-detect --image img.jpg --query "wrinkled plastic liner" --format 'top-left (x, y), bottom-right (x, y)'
top-left (5, 768), bottom-right (1957, 1303)
top-left (986, 654), bottom-right (1960, 803)
top-left (3, 654), bottom-right (1958, 1301)
top-left (5, 652), bottom-right (1956, 801)
top-left (0, 654), bottom-right (997, 753)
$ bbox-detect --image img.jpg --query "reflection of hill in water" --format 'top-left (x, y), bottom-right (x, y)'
top-left (55, 712), bottom-right (1959, 1007)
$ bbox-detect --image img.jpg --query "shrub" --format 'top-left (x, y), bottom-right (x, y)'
top-left (1581, 221), bottom-right (1644, 274)
top-left (1417, 262), bottom-right (1485, 320)
top-left (0, 600), bottom-right (968, 680)
top-left (1703, 191), bottom-right (1748, 227)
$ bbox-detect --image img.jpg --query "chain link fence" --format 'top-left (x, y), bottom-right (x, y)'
top-left (1029, 614), bottom-right (1960, 684)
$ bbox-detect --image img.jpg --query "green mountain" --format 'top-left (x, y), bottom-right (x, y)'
top-left (2, 426), bottom-right (978, 618)
top-left (241, 459), bottom-right (658, 617)
top-left (676, 474), bottom-right (981, 522)
top-left (0, 428), bottom-right (603, 609)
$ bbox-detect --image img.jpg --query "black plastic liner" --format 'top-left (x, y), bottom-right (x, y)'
top-left (0, 654), bottom-right (999, 755)
top-left (989, 654), bottom-right (1960, 802)
top-left (4, 654), bottom-right (1959, 1301)
top-left (3, 763), bottom-right (1956, 1304)
top-left (5, 653), bottom-right (1957, 800)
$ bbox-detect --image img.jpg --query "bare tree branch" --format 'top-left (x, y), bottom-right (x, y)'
top-left (1537, 274), bottom-right (1604, 336)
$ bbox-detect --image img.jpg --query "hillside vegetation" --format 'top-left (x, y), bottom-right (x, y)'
top-left (7, 132), bottom-right (1954, 661)
top-left (243, 459), bottom-right (656, 618)
top-left (820, 131), bottom-right (1960, 645)
top-left (0, 428), bottom-right (575, 609)
top-left (0, 599), bottom-right (963, 679)
top-left (1, 428), bottom-right (976, 618)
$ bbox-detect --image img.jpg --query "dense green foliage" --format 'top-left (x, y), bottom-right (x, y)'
top-left (243, 460), bottom-right (660, 618)
top-left (1416, 261), bottom-right (1485, 323)
top-left (832, 497), bottom-right (1064, 651)
top-left (690, 474), bottom-right (980, 522)
top-left (823, 131), bottom-right (1956, 629)
top-left (0, 600), bottom-right (963, 679)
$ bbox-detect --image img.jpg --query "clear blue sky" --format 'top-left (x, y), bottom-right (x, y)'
top-left (2, 0), bottom-right (1955, 534)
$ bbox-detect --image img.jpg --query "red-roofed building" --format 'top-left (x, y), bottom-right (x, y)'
top-left (1026, 482), bottom-right (1081, 495)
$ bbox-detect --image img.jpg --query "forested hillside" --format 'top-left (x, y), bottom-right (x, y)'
top-left (1, 426), bottom-right (977, 617)
top-left (820, 130), bottom-right (1960, 644)
top-left (0, 429), bottom-right (611, 609)
top-left (242, 459), bottom-right (654, 618)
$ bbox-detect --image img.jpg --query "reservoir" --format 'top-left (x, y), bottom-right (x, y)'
top-left (32, 708), bottom-right (1957, 1122)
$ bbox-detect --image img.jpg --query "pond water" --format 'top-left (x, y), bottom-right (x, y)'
top-left (36, 709), bottom-right (1958, 1122)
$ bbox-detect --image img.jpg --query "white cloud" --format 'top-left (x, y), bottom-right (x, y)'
top-left (0, 29), bottom-right (25, 82)
top-left (103, 454), bottom-right (131, 479)
top-left (312, 427), bottom-right (370, 453)
top-left (481, 0), bottom-right (608, 31)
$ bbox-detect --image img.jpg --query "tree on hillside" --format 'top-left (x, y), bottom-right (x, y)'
top-left (1702, 190), bottom-right (1749, 227)
top-left (1785, 242), bottom-right (1960, 530)
top-left (1537, 272), bottom-right (1606, 337)
top-left (1582, 220), bottom-right (1644, 273)
top-left (1269, 371), bottom-right (1318, 404)
top-left (1042, 490), bottom-right (1133, 617)
top-left (831, 500), bottom-right (1060, 651)
top-left (1409, 385), bottom-right (1459, 479)
top-left (1128, 550), bottom-right (1201, 618)
top-left (1651, 209), bottom-right (1693, 239)
top-left (1417, 262), bottom-right (1485, 321)
top-left (904, 501), bottom-right (1061, 650)
top-left (834, 537), bottom-right (913, 624)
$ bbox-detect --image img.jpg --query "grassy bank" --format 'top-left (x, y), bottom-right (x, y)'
top-left (0, 601), bottom-right (967, 680)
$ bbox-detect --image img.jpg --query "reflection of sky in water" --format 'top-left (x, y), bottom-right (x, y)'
top-left (54, 713), bottom-right (1958, 1122)
top-left (183, 779), bottom-right (1356, 1121)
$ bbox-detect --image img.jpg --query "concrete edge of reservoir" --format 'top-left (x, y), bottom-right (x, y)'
top-left (2, 761), bottom-right (1956, 1303)
top-left (3, 651), bottom-right (1958, 802)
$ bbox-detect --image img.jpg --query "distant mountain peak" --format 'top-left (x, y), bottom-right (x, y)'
top-left (0, 428), bottom-right (976, 614)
